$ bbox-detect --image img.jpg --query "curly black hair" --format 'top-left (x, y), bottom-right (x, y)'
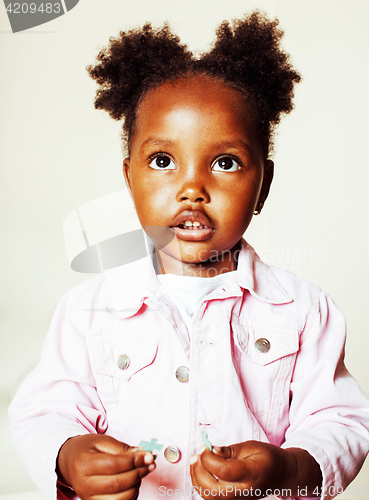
top-left (87, 11), bottom-right (301, 159)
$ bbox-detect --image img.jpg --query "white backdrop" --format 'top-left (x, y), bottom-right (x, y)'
top-left (1, 0), bottom-right (369, 495)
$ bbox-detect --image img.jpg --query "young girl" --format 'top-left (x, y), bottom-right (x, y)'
top-left (9, 11), bottom-right (369, 500)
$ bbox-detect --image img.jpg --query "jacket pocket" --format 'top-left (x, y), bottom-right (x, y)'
top-left (89, 338), bottom-right (159, 423)
top-left (234, 323), bottom-right (299, 365)
top-left (232, 323), bottom-right (300, 427)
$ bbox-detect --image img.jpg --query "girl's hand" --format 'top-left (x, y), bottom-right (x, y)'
top-left (190, 440), bottom-right (322, 499)
top-left (57, 434), bottom-right (156, 500)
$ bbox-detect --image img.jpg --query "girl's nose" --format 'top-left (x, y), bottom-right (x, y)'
top-left (176, 170), bottom-right (210, 204)
top-left (176, 182), bottom-right (210, 203)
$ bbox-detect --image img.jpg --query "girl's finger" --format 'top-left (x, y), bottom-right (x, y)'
top-left (200, 450), bottom-right (251, 482)
top-left (84, 451), bottom-right (154, 476)
top-left (212, 446), bottom-right (232, 459)
top-left (190, 453), bottom-right (222, 495)
top-left (191, 457), bottom-right (251, 500)
top-left (82, 435), bottom-right (132, 456)
top-left (83, 464), bottom-right (155, 496)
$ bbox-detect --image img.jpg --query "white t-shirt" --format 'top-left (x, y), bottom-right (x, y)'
top-left (157, 270), bottom-right (238, 335)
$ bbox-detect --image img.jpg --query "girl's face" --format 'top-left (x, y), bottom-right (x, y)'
top-left (123, 76), bottom-right (273, 276)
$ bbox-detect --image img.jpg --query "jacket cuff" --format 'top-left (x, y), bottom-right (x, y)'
top-left (281, 440), bottom-right (335, 500)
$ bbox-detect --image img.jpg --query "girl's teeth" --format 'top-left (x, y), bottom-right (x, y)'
top-left (182, 220), bottom-right (206, 230)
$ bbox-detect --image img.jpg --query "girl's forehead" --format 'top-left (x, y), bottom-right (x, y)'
top-left (139, 75), bottom-right (250, 112)
top-left (134, 75), bottom-right (258, 137)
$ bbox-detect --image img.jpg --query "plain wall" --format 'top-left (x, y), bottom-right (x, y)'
top-left (1, 0), bottom-right (369, 493)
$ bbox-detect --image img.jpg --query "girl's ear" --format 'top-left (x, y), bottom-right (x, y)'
top-left (123, 158), bottom-right (133, 198)
top-left (257, 160), bottom-right (274, 213)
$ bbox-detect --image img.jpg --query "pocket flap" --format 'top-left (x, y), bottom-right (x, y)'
top-left (94, 340), bottom-right (159, 381)
top-left (234, 325), bottom-right (299, 365)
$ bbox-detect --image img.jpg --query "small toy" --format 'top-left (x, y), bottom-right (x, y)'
top-left (139, 438), bottom-right (163, 454)
top-left (201, 430), bottom-right (213, 452)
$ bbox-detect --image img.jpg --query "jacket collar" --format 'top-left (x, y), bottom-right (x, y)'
top-left (235, 240), bottom-right (293, 304)
top-left (104, 238), bottom-right (292, 318)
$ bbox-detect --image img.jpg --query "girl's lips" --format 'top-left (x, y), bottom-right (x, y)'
top-left (171, 226), bottom-right (214, 241)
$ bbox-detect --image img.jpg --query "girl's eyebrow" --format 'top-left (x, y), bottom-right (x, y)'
top-left (140, 138), bottom-right (174, 150)
top-left (214, 140), bottom-right (252, 154)
top-left (140, 138), bottom-right (252, 153)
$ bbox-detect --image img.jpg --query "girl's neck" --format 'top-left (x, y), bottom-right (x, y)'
top-left (153, 241), bottom-right (241, 277)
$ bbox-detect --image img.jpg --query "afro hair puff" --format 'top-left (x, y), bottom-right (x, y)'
top-left (87, 11), bottom-right (301, 158)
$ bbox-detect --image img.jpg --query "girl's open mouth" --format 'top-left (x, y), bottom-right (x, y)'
top-left (171, 220), bottom-right (214, 241)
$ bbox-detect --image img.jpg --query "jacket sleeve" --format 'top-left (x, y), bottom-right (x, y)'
top-left (281, 290), bottom-right (369, 499)
top-left (8, 288), bottom-right (108, 500)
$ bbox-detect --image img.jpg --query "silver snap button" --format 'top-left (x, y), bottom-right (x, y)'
top-left (176, 366), bottom-right (189, 383)
top-left (117, 354), bottom-right (130, 370)
top-left (255, 338), bottom-right (270, 353)
top-left (164, 446), bottom-right (181, 463)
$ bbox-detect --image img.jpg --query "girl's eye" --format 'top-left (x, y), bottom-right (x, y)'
top-left (212, 157), bottom-right (240, 172)
top-left (149, 155), bottom-right (175, 170)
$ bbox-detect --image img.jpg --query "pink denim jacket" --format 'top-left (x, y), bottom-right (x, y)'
top-left (9, 240), bottom-right (369, 499)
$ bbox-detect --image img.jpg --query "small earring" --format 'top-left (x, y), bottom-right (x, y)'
top-left (254, 201), bottom-right (264, 216)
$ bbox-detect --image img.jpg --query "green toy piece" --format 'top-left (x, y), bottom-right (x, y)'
top-left (201, 430), bottom-right (213, 451)
top-left (139, 438), bottom-right (163, 454)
